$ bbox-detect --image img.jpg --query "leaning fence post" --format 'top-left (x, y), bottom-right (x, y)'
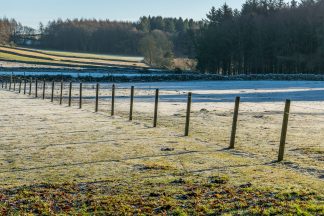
top-left (229, 96), bottom-right (240, 149)
top-left (68, 82), bottom-right (72, 107)
top-left (51, 81), bottom-right (54, 102)
top-left (79, 83), bottom-right (82, 109)
top-left (129, 86), bottom-right (135, 121)
top-left (60, 80), bottom-right (63, 105)
top-left (278, 99), bottom-right (291, 162)
top-left (42, 80), bottom-right (46, 99)
top-left (153, 89), bottom-right (159, 127)
top-left (19, 79), bottom-right (22, 93)
top-left (24, 79), bottom-right (26, 94)
top-left (111, 84), bottom-right (115, 116)
top-left (95, 83), bottom-right (99, 112)
top-left (184, 92), bottom-right (192, 136)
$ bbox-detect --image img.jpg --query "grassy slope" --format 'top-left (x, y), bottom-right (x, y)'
top-left (0, 46), bottom-right (147, 69)
top-left (0, 86), bottom-right (323, 215)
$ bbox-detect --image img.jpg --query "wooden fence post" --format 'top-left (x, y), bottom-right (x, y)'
top-left (79, 83), bottom-right (82, 109)
top-left (111, 84), bottom-right (115, 116)
top-left (68, 82), bottom-right (72, 107)
top-left (29, 78), bottom-right (32, 95)
top-left (60, 80), bottom-right (63, 105)
top-left (42, 80), bottom-right (46, 99)
top-left (51, 81), bottom-right (54, 102)
top-left (184, 92), bottom-right (192, 136)
top-left (35, 79), bottom-right (38, 98)
top-left (9, 78), bottom-right (11, 91)
top-left (95, 83), bottom-right (99, 112)
top-left (278, 99), bottom-right (291, 162)
top-left (153, 89), bottom-right (159, 127)
top-left (13, 78), bottom-right (16, 91)
top-left (19, 79), bottom-right (22, 93)
top-left (24, 79), bottom-right (26, 94)
top-left (5, 81), bottom-right (7, 89)
top-left (229, 96), bottom-right (240, 149)
top-left (129, 86), bottom-right (134, 121)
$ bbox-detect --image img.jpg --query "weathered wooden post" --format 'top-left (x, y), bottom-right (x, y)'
top-left (278, 99), bottom-right (291, 162)
top-left (19, 79), bottom-right (22, 93)
top-left (42, 80), bottom-right (46, 99)
top-left (79, 83), bottom-right (82, 109)
top-left (95, 83), bottom-right (99, 112)
top-left (9, 78), bottom-right (11, 91)
top-left (29, 78), bottom-right (32, 95)
top-left (184, 92), bottom-right (192, 136)
top-left (68, 82), bottom-right (72, 107)
top-left (229, 96), bottom-right (240, 149)
top-left (111, 84), bottom-right (115, 116)
top-left (51, 81), bottom-right (54, 102)
top-left (153, 89), bottom-right (159, 127)
top-left (35, 79), bottom-right (38, 98)
top-left (24, 79), bottom-right (26, 94)
top-left (5, 81), bottom-right (7, 89)
top-left (60, 80), bottom-right (63, 105)
top-left (129, 86), bottom-right (135, 121)
top-left (13, 78), bottom-right (16, 91)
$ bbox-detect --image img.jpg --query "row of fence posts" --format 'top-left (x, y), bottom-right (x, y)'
top-left (1, 78), bottom-right (290, 162)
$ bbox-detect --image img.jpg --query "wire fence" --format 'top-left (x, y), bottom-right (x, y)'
top-left (1, 76), bottom-right (323, 165)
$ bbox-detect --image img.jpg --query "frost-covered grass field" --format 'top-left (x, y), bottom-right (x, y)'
top-left (0, 81), bottom-right (323, 215)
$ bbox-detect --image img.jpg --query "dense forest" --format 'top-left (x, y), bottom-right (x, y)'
top-left (39, 17), bottom-right (201, 62)
top-left (1, 0), bottom-right (324, 74)
top-left (197, 0), bottom-right (324, 74)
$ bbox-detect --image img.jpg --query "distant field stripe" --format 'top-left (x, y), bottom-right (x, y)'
top-left (8, 46), bottom-right (143, 63)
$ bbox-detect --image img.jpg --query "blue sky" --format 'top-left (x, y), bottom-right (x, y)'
top-left (1, 0), bottom-right (247, 28)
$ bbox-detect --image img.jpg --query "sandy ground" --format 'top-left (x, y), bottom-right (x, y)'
top-left (0, 82), bottom-right (323, 195)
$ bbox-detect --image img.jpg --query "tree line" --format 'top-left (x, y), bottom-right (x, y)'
top-left (2, 0), bottom-right (324, 74)
top-left (196, 0), bottom-right (324, 74)
top-left (0, 18), bottom-right (35, 45)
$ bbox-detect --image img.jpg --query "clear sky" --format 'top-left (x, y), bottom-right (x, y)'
top-left (1, 0), bottom-right (247, 28)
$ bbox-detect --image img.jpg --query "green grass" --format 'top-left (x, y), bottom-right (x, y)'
top-left (1, 176), bottom-right (323, 215)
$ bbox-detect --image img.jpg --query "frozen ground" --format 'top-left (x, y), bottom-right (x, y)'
top-left (0, 80), bottom-right (323, 213)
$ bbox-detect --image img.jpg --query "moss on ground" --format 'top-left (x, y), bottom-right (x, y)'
top-left (0, 176), bottom-right (323, 215)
